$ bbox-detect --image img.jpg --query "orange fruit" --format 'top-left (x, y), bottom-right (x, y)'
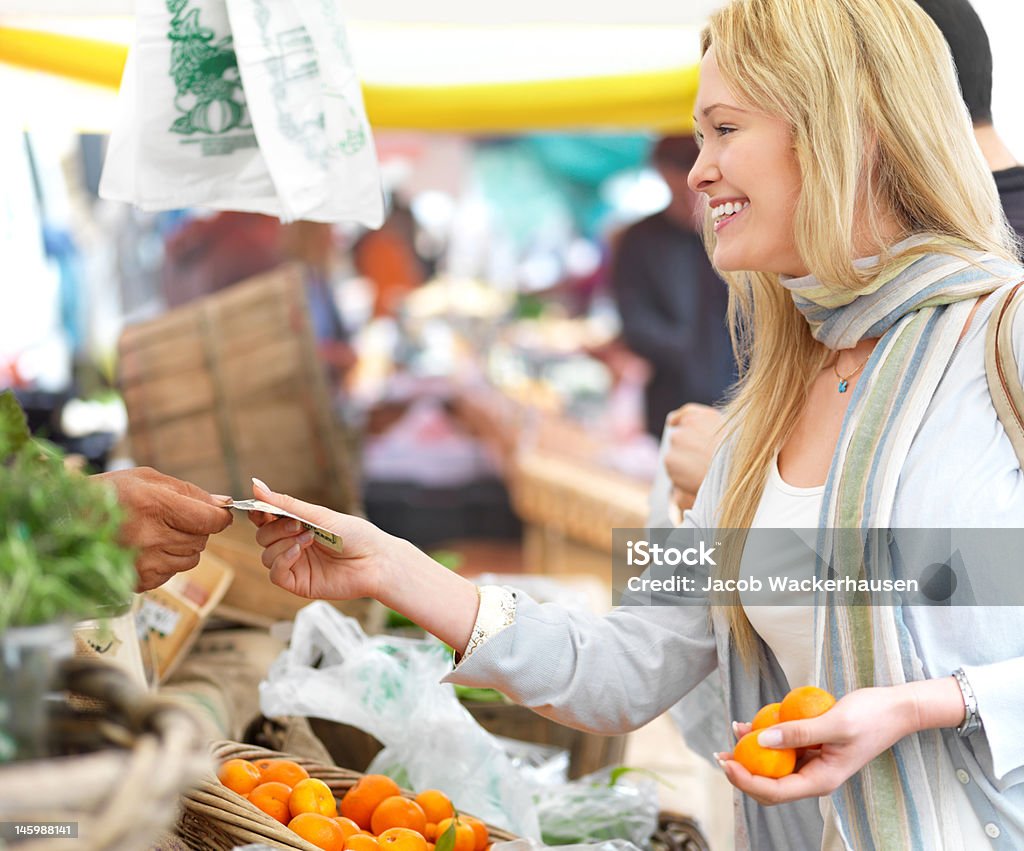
top-left (340, 774), bottom-right (402, 829)
top-left (259, 758), bottom-right (310, 788)
top-left (290, 777), bottom-right (339, 818)
top-left (289, 812), bottom-right (346, 851)
top-left (424, 824), bottom-right (437, 841)
top-left (780, 686), bottom-right (836, 722)
top-left (370, 796), bottom-right (427, 835)
top-left (253, 758), bottom-right (276, 776)
top-left (750, 702), bottom-right (782, 732)
top-left (415, 790), bottom-right (454, 824)
top-left (249, 781), bottom-right (293, 824)
top-left (435, 819), bottom-right (475, 851)
top-left (346, 835), bottom-right (381, 851)
top-left (732, 731), bottom-right (796, 778)
top-left (378, 827), bottom-right (429, 851)
top-left (461, 816), bottom-right (489, 851)
top-left (335, 817), bottom-right (363, 841)
top-left (218, 758), bottom-right (262, 796)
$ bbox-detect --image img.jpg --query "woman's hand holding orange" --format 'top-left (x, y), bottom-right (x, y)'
top-left (714, 684), bottom-right (953, 806)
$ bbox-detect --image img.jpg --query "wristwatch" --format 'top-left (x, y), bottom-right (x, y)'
top-left (952, 667), bottom-right (982, 738)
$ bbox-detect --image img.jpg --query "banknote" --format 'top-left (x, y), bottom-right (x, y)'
top-left (229, 498), bottom-right (343, 553)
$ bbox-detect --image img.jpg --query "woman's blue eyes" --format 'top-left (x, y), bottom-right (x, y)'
top-left (715, 125), bottom-right (736, 136)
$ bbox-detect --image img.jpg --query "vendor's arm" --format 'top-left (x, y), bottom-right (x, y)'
top-left (251, 478), bottom-right (718, 735)
top-left (93, 467), bottom-right (233, 591)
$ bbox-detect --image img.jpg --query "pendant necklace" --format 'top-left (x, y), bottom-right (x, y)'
top-left (833, 352), bottom-right (870, 393)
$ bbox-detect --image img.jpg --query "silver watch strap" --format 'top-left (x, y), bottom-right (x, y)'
top-left (952, 667), bottom-right (981, 738)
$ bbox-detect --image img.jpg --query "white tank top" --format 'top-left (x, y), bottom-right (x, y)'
top-left (739, 454), bottom-right (822, 690)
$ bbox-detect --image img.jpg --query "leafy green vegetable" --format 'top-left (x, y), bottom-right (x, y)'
top-left (607, 765), bottom-right (673, 789)
top-left (0, 390), bottom-right (30, 460)
top-left (0, 440), bottom-right (137, 631)
top-left (453, 685), bottom-right (507, 704)
top-left (429, 550), bottom-right (463, 572)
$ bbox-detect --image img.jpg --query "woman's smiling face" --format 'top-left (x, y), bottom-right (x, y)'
top-left (688, 46), bottom-right (808, 277)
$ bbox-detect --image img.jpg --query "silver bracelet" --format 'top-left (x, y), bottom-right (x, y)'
top-left (952, 667), bottom-right (981, 738)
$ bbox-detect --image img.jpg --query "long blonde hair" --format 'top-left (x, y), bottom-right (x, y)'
top-left (702, 0), bottom-right (1019, 667)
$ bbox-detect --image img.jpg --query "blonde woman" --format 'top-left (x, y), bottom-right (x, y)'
top-left (251, 0), bottom-right (1024, 847)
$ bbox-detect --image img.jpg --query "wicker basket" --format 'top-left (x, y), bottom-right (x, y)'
top-left (651, 811), bottom-right (712, 851)
top-left (0, 657), bottom-right (210, 851)
top-left (179, 741), bottom-right (519, 851)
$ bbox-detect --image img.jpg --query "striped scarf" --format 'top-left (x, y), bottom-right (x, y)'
top-left (781, 234), bottom-right (1022, 850)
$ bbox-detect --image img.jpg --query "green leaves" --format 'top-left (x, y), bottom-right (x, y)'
top-left (0, 390), bottom-right (30, 461)
top-left (0, 440), bottom-right (136, 631)
top-left (607, 766), bottom-right (672, 789)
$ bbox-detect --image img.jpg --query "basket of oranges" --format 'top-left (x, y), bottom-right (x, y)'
top-left (178, 740), bottom-right (517, 851)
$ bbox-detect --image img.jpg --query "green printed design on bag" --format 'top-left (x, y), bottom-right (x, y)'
top-left (166, 0), bottom-right (250, 137)
top-left (249, 0), bottom-right (367, 163)
top-left (317, 0), bottom-right (367, 156)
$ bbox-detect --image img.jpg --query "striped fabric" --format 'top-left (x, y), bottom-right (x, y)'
top-left (782, 234), bottom-right (1022, 850)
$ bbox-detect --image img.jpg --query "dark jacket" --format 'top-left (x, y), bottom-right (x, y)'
top-left (996, 166), bottom-right (1024, 246)
top-left (611, 211), bottom-right (734, 437)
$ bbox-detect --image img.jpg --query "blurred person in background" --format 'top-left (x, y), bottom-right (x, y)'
top-left (916, 0), bottom-right (1024, 238)
top-left (610, 136), bottom-right (734, 439)
top-left (160, 212), bottom-right (283, 308)
top-left (354, 201), bottom-right (426, 318)
top-left (654, 0), bottom-right (1024, 523)
top-left (279, 221), bottom-right (356, 388)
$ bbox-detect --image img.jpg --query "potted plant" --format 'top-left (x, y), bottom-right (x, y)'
top-left (0, 390), bottom-right (136, 762)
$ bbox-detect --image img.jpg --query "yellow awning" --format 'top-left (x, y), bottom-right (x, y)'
top-left (0, 26), bottom-right (697, 132)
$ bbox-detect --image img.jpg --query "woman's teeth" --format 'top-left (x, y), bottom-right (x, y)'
top-left (712, 200), bottom-right (749, 222)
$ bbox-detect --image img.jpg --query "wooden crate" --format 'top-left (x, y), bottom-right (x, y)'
top-left (511, 446), bottom-right (648, 554)
top-left (119, 264), bottom-right (359, 514)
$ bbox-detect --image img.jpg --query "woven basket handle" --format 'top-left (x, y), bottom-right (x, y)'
top-left (985, 281), bottom-right (1024, 468)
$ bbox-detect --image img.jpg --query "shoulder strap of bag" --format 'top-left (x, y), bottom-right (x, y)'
top-left (985, 281), bottom-right (1024, 468)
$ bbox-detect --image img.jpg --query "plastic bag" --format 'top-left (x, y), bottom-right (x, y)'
top-left (492, 736), bottom-right (569, 789)
top-left (100, 0), bottom-right (383, 226)
top-left (259, 601), bottom-right (539, 838)
top-left (493, 839), bottom-right (644, 851)
top-left (533, 767), bottom-right (659, 848)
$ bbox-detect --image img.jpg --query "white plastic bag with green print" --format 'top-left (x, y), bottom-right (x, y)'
top-left (224, 0), bottom-right (384, 224)
top-left (258, 601), bottom-right (540, 839)
top-left (100, 0), bottom-right (384, 226)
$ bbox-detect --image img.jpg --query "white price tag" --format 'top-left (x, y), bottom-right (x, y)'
top-left (137, 599), bottom-right (182, 637)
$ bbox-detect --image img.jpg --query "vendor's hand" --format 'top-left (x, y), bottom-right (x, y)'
top-left (249, 478), bottom-right (406, 601)
top-left (714, 687), bottom-right (920, 806)
top-left (664, 403), bottom-right (725, 498)
top-left (93, 467), bottom-right (233, 591)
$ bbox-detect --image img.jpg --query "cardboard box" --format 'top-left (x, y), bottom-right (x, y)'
top-left (135, 550), bottom-right (235, 683)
